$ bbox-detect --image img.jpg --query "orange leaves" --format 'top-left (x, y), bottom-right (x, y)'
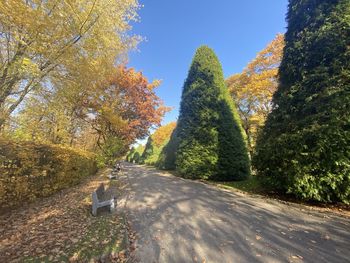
top-left (109, 67), bottom-right (168, 141)
top-left (80, 66), bottom-right (168, 145)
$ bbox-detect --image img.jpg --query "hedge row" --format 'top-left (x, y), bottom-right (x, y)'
top-left (0, 139), bottom-right (97, 209)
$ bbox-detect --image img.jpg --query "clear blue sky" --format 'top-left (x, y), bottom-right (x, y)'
top-left (128, 0), bottom-right (288, 126)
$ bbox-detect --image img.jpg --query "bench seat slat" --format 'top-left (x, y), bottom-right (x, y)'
top-left (97, 199), bottom-right (114, 207)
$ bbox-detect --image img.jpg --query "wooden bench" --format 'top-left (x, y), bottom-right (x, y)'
top-left (92, 183), bottom-right (115, 216)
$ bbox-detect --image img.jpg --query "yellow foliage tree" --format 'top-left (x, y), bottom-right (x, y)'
top-left (152, 122), bottom-right (177, 147)
top-left (139, 122), bottom-right (177, 165)
top-left (0, 0), bottom-right (140, 129)
top-left (226, 34), bottom-right (284, 156)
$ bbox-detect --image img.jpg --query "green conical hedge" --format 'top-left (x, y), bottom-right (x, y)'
top-left (140, 136), bottom-right (153, 164)
top-left (126, 147), bottom-right (135, 162)
top-left (173, 46), bottom-right (250, 180)
top-left (253, 0), bottom-right (350, 203)
top-left (140, 122), bottom-right (176, 165)
top-left (157, 128), bottom-right (179, 170)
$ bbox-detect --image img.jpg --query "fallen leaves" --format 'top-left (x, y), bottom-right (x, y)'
top-left (291, 255), bottom-right (303, 260)
top-left (0, 168), bottom-right (127, 262)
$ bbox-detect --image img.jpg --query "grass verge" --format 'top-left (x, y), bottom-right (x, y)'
top-left (216, 176), bottom-right (266, 194)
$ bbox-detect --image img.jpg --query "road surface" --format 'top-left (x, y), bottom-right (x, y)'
top-left (119, 163), bottom-right (349, 263)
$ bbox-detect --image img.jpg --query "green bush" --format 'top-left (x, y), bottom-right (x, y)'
top-left (132, 152), bottom-right (141, 164)
top-left (126, 145), bottom-right (144, 163)
top-left (126, 147), bottom-right (136, 162)
top-left (140, 137), bottom-right (153, 164)
top-left (0, 139), bottom-right (97, 209)
top-left (253, 0), bottom-right (350, 204)
top-left (140, 122), bottom-right (177, 166)
top-left (96, 136), bottom-right (127, 168)
top-left (141, 137), bottom-right (158, 165)
top-left (157, 130), bottom-right (179, 170)
top-left (170, 46), bottom-right (250, 180)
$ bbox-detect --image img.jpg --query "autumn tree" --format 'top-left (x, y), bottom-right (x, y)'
top-left (152, 122), bottom-right (177, 147)
top-left (226, 34), bottom-right (284, 156)
top-left (173, 46), bottom-right (250, 181)
top-left (140, 122), bottom-right (176, 165)
top-left (11, 88), bottom-right (86, 145)
top-left (78, 67), bottom-right (168, 151)
top-left (0, 0), bottom-right (140, 129)
top-left (11, 66), bottom-right (167, 164)
top-left (253, 0), bottom-right (350, 203)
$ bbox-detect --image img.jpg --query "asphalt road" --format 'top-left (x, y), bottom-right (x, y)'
top-left (120, 163), bottom-right (350, 263)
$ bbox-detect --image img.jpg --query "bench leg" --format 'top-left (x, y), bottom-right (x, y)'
top-left (92, 205), bottom-right (97, 216)
top-left (110, 200), bottom-right (115, 213)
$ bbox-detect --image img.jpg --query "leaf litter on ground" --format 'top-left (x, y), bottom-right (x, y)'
top-left (0, 168), bottom-right (130, 262)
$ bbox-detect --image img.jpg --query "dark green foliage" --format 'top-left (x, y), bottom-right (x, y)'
top-left (172, 46), bottom-right (250, 180)
top-left (126, 145), bottom-right (144, 163)
top-left (140, 137), bottom-right (154, 164)
top-left (157, 129), bottom-right (179, 170)
top-left (129, 144), bottom-right (144, 163)
top-left (253, 0), bottom-right (350, 203)
top-left (96, 136), bottom-right (128, 167)
top-left (132, 152), bottom-right (141, 164)
top-left (126, 147), bottom-right (136, 162)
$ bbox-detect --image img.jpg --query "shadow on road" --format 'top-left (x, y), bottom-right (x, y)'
top-left (122, 163), bottom-right (349, 263)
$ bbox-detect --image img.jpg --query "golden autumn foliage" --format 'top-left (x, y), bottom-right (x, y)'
top-left (0, 1), bottom-right (169, 208)
top-left (0, 0), bottom-right (140, 129)
top-left (9, 65), bottom-right (169, 166)
top-left (226, 34), bottom-right (284, 155)
top-left (152, 122), bottom-right (177, 147)
top-left (133, 122), bottom-right (176, 165)
top-left (0, 139), bottom-right (97, 209)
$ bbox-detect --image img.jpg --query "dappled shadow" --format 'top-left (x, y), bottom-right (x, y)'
top-left (122, 163), bottom-right (350, 263)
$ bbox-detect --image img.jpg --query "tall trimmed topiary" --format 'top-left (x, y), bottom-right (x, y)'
top-left (157, 128), bottom-right (179, 170)
top-left (140, 136), bottom-right (153, 164)
top-left (132, 152), bottom-right (141, 164)
top-left (126, 147), bottom-right (136, 162)
top-left (141, 122), bottom-right (177, 166)
top-left (174, 46), bottom-right (250, 180)
top-left (128, 144), bottom-right (144, 163)
top-left (253, 0), bottom-right (350, 203)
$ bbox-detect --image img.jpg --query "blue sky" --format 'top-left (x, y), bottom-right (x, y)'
top-left (128, 0), bottom-right (288, 126)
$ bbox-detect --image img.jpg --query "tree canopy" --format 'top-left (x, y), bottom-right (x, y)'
top-left (226, 34), bottom-right (284, 156)
top-left (0, 0), bottom-right (140, 129)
